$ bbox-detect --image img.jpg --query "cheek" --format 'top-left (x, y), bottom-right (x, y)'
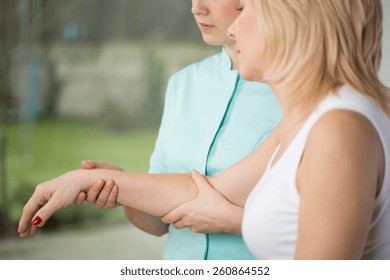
top-left (219, 4), bottom-right (240, 25)
top-left (239, 46), bottom-right (265, 82)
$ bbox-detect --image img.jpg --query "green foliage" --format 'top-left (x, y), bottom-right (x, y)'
top-left (4, 120), bottom-right (158, 229)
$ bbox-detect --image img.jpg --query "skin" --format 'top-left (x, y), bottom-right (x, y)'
top-left (226, 0), bottom-right (266, 81)
top-left (18, 170), bottom-right (199, 237)
top-left (75, 161), bottom-right (121, 209)
top-left (160, 171), bottom-right (243, 234)
top-left (78, 160), bottom-right (243, 235)
top-left (191, 0), bottom-right (241, 69)
top-left (18, 0), bottom-right (385, 260)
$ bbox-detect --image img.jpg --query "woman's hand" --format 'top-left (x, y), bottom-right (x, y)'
top-left (74, 160), bottom-right (122, 208)
top-left (161, 170), bottom-right (243, 235)
top-left (18, 169), bottom-right (92, 238)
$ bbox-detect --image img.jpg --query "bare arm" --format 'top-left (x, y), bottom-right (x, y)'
top-left (295, 111), bottom-right (383, 259)
top-left (18, 170), bottom-right (198, 237)
top-left (88, 171), bottom-right (196, 213)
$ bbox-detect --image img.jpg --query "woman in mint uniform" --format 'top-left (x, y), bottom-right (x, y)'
top-left (77, 0), bottom-right (281, 259)
top-left (127, 0), bottom-right (281, 260)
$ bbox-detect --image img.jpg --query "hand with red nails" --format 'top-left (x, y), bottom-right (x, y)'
top-left (18, 169), bottom-right (97, 237)
top-left (19, 161), bottom-right (122, 237)
top-left (74, 160), bottom-right (122, 208)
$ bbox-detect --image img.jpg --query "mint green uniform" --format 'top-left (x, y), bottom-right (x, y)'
top-left (149, 48), bottom-right (282, 259)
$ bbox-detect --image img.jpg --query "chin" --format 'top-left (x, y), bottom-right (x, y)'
top-left (202, 35), bottom-right (223, 46)
top-left (239, 69), bottom-right (255, 81)
top-left (239, 65), bottom-right (263, 82)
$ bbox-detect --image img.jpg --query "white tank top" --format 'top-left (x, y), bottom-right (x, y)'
top-left (242, 86), bottom-right (390, 259)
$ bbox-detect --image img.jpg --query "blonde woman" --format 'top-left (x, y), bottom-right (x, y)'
top-left (18, 0), bottom-right (390, 259)
top-left (210, 0), bottom-right (390, 259)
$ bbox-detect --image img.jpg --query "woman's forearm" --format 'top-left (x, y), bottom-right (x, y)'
top-left (18, 169), bottom-right (197, 238)
top-left (81, 169), bottom-right (198, 216)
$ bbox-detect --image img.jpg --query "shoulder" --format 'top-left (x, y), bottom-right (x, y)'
top-left (304, 109), bottom-right (382, 172)
top-left (168, 52), bottom-right (222, 84)
top-left (164, 52), bottom-right (222, 102)
top-left (310, 110), bottom-right (379, 148)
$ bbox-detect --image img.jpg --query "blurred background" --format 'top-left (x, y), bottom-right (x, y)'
top-left (0, 0), bottom-right (389, 260)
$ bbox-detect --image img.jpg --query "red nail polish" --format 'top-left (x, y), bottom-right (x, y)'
top-left (32, 216), bottom-right (42, 226)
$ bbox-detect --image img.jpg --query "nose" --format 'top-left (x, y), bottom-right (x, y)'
top-left (191, 0), bottom-right (208, 16)
top-left (227, 22), bottom-right (236, 40)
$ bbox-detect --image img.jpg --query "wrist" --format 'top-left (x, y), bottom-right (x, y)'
top-left (68, 169), bottom-right (96, 192)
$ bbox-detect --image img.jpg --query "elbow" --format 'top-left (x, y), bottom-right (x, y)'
top-left (122, 206), bottom-right (169, 237)
top-left (149, 228), bottom-right (168, 237)
top-left (135, 224), bottom-right (168, 237)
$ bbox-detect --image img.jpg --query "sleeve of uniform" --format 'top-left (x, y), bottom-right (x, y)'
top-left (148, 76), bottom-right (175, 174)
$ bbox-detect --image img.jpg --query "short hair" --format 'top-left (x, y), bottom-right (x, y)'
top-left (251, 0), bottom-right (390, 114)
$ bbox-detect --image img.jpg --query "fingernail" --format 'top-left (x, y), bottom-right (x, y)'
top-left (32, 216), bottom-right (42, 226)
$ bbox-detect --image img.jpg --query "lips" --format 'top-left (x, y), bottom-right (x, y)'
top-left (198, 22), bottom-right (214, 30)
top-left (198, 22), bottom-right (213, 27)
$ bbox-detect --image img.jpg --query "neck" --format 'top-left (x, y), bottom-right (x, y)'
top-left (269, 83), bottom-right (310, 143)
top-left (272, 81), bottom-right (330, 127)
top-left (271, 83), bottom-right (306, 124)
top-left (223, 43), bottom-right (239, 70)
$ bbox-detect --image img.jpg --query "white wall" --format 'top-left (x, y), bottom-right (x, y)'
top-left (381, 0), bottom-right (390, 87)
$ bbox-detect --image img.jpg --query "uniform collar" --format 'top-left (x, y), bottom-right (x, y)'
top-left (221, 47), bottom-right (236, 71)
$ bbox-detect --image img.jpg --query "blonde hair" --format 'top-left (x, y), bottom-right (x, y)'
top-left (251, 0), bottom-right (390, 114)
